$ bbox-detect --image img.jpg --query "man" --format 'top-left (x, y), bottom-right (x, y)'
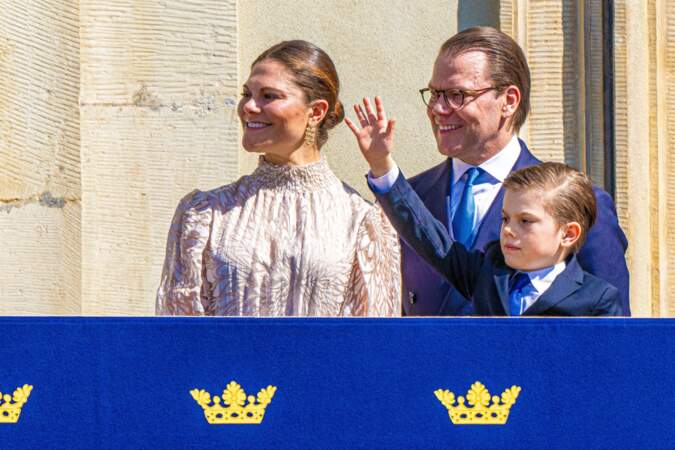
top-left (350, 26), bottom-right (630, 316)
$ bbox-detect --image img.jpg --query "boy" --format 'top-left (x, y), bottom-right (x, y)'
top-left (370, 161), bottom-right (622, 316)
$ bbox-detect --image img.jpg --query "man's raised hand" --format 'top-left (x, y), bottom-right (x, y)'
top-left (345, 96), bottom-right (396, 177)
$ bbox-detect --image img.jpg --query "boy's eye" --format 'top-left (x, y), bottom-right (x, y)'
top-left (264, 92), bottom-right (279, 100)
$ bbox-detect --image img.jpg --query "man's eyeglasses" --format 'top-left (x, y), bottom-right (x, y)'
top-left (419, 86), bottom-right (502, 109)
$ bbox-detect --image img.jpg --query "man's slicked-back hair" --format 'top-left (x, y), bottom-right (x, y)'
top-left (503, 162), bottom-right (596, 254)
top-left (439, 26), bottom-right (531, 132)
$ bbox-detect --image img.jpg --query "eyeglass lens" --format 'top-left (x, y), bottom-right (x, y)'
top-left (422, 90), bottom-right (464, 108)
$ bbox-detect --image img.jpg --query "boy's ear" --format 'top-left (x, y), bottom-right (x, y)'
top-left (560, 222), bottom-right (582, 249)
top-left (308, 99), bottom-right (329, 126)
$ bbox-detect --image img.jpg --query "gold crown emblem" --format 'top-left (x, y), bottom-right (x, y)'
top-left (435, 381), bottom-right (521, 425)
top-left (0, 385), bottom-right (33, 424)
top-left (190, 381), bottom-right (276, 424)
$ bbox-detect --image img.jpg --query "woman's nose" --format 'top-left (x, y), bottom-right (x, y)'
top-left (241, 97), bottom-right (261, 114)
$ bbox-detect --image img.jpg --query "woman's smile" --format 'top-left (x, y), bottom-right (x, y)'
top-left (244, 121), bottom-right (272, 130)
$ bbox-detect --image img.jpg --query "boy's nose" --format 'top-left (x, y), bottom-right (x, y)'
top-left (501, 225), bottom-right (515, 238)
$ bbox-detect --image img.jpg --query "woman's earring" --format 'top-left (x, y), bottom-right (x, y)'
top-left (304, 124), bottom-right (316, 147)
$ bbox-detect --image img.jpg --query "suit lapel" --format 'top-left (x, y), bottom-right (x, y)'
top-left (524, 256), bottom-right (585, 315)
top-left (416, 159), bottom-right (453, 236)
top-left (493, 264), bottom-right (513, 315)
top-left (413, 158), bottom-right (451, 199)
top-left (513, 139), bottom-right (541, 169)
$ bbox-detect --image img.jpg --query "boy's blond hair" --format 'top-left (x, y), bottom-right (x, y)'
top-left (502, 162), bottom-right (596, 253)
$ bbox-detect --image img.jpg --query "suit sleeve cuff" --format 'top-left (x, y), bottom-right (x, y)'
top-left (366, 165), bottom-right (400, 194)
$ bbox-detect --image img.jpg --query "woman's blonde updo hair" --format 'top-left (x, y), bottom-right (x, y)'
top-left (252, 40), bottom-right (344, 148)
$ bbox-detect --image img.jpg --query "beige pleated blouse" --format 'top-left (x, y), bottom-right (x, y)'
top-left (156, 156), bottom-right (401, 316)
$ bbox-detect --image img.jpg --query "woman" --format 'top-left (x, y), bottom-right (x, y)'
top-left (156, 40), bottom-right (401, 316)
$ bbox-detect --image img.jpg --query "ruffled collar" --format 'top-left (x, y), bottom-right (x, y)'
top-left (251, 155), bottom-right (340, 191)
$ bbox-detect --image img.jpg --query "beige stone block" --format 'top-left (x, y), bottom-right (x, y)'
top-left (0, 202), bottom-right (80, 315)
top-left (238, 0), bottom-right (455, 196)
top-left (616, 1), bottom-right (652, 316)
top-left (80, 0), bottom-right (237, 105)
top-left (0, 0), bottom-right (80, 200)
top-left (660, 0), bottom-right (675, 317)
top-left (80, 105), bottom-right (238, 315)
top-left (525, 1), bottom-right (581, 164)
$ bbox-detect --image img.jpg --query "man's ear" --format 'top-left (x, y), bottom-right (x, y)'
top-left (501, 85), bottom-right (521, 123)
top-left (308, 99), bottom-right (329, 127)
top-left (560, 222), bottom-right (582, 249)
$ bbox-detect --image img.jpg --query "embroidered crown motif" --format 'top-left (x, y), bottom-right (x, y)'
top-left (190, 381), bottom-right (276, 424)
top-left (434, 381), bottom-right (521, 425)
top-left (0, 385), bottom-right (33, 424)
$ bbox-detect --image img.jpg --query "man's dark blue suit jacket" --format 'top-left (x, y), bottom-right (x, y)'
top-left (399, 139), bottom-right (630, 316)
top-left (373, 173), bottom-right (622, 316)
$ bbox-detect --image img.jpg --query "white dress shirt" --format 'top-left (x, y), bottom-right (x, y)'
top-left (512, 261), bottom-right (567, 314)
top-left (368, 135), bottom-right (521, 241)
top-left (449, 135), bottom-right (521, 235)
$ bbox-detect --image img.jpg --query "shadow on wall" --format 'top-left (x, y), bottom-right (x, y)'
top-left (561, 6), bottom-right (579, 170)
top-left (457, 0), bottom-right (499, 30)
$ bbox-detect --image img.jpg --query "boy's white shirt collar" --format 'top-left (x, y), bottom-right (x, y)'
top-left (518, 261), bottom-right (567, 295)
top-left (452, 134), bottom-right (521, 184)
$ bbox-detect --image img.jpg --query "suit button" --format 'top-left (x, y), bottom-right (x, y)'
top-left (408, 291), bottom-right (417, 305)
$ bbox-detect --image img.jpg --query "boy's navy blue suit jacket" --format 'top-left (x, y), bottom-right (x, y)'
top-left (374, 173), bottom-right (623, 316)
top-left (401, 139), bottom-right (630, 316)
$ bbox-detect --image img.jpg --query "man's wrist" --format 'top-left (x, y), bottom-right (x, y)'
top-left (367, 163), bottom-right (400, 194)
top-left (369, 155), bottom-right (396, 178)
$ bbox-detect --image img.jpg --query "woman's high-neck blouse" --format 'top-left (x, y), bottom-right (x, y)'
top-left (156, 156), bottom-right (401, 316)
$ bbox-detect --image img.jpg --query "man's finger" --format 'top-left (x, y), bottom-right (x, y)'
top-left (344, 117), bottom-right (361, 137)
top-left (375, 96), bottom-right (387, 123)
top-left (385, 118), bottom-right (396, 138)
top-left (354, 104), bottom-right (369, 128)
top-left (363, 97), bottom-right (377, 124)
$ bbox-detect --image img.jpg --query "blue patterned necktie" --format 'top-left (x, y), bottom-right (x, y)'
top-left (509, 273), bottom-right (531, 316)
top-left (452, 167), bottom-right (482, 246)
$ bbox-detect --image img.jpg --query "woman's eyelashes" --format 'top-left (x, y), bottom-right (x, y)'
top-left (240, 88), bottom-right (283, 101)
